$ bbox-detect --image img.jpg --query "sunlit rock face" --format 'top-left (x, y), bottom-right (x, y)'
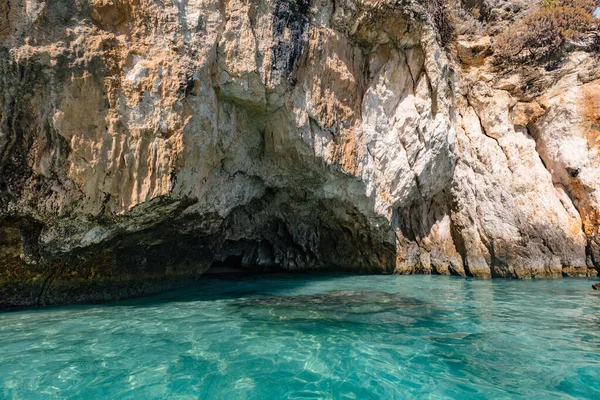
top-left (0, 0), bottom-right (599, 307)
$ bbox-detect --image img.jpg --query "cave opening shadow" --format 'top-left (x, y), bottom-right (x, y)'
top-left (206, 255), bottom-right (246, 275)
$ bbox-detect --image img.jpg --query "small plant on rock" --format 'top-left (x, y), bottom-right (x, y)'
top-left (423, 0), bottom-right (457, 47)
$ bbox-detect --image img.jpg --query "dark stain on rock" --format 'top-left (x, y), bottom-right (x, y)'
top-left (271, 0), bottom-right (311, 85)
top-left (178, 70), bottom-right (196, 98)
top-left (566, 167), bottom-right (580, 178)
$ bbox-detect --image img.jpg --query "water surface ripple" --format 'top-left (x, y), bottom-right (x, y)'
top-left (1, 275), bottom-right (599, 399)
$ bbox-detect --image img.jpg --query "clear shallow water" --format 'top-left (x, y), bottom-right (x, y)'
top-left (1, 275), bottom-right (600, 399)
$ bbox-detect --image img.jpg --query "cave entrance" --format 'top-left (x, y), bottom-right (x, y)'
top-left (206, 255), bottom-right (246, 275)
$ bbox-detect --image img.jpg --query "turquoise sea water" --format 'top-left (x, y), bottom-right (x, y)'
top-left (1, 274), bottom-right (599, 399)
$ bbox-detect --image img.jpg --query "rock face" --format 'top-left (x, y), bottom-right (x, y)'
top-left (1, 0), bottom-right (599, 307)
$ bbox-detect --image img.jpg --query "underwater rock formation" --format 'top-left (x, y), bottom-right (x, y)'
top-left (233, 290), bottom-right (438, 324)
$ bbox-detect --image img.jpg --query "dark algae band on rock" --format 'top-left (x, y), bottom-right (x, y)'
top-left (1, 0), bottom-right (600, 306)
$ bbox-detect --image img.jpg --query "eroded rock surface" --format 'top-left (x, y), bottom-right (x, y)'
top-left (1, 0), bottom-right (599, 307)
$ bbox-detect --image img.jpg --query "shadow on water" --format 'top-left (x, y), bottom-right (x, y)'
top-left (106, 271), bottom-right (376, 308)
top-left (117, 272), bottom-right (509, 308)
top-left (4, 272), bottom-right (598, 317)
top-left (145, 273), bottom-right (457, 332)
top-left (0, 271), bottom-right (456, 315)
top-left (107, 275), bottom-right (600, 309)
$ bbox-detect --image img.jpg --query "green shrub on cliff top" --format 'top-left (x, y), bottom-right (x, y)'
top-left (495, 0), bottom-right (599, 63)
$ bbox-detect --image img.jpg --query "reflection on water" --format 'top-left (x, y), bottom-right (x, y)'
top-left (1, 274), bottom-right (599, 399)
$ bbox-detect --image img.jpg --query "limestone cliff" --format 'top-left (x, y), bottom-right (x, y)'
top-left (0, 0), bottom-right (599, 307)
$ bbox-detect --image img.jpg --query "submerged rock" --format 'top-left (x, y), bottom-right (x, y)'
top-left (239, 290), bottom-right (428, 312)
top-left (233, 290), bottom-right (436, 325)
top-left (593, 283), bottom-right (600, 290)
